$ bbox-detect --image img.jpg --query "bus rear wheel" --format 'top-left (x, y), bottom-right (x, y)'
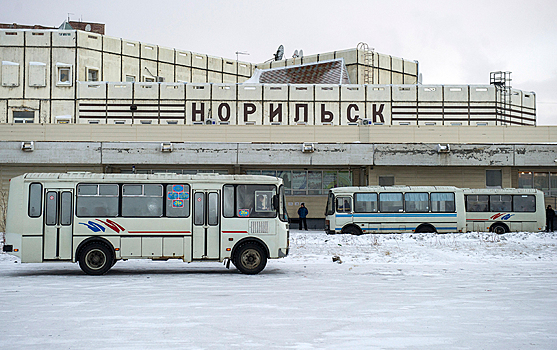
top-left (79, 242), bottom-right (114, 275)
top-left (491, 223), bottom-right (507, 235)
top-left (233, 242), bottom-right (267, 275)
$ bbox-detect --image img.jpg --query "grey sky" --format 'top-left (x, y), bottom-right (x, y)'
top-left (3, 0), bottom-right (557, 125)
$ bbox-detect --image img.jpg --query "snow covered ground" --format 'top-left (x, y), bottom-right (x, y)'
top-left (1, 230), bottom-right (557, 349)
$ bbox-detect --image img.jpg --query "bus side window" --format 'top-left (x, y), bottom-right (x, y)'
top-left (513, 195), bottom-right (535, 212)
top-left (336, 197), bottom-right (351, 213)
top-left (28, 183), bottom-right (42, 218)
top-left (431, 192), bottom-right (455, 213)
top-left (166, 184), bottom-right (190, 217)
top-left (465, 195), bottom-right (488, 212)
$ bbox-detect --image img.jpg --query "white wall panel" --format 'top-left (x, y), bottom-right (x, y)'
top-left (25, 31), bottom-right (50, 46)
top-left (52, 31), bottom-right (76, 47)
top-left (103, 35), bottom-right (121, 54)
top-left (160, 83), bottom-right (185, 100)
top-left (77, 31), bottom-right (102, 51)
top-left (0, 30), bottom-right (24, 46)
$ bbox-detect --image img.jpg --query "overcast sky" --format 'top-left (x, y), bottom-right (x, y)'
top-left (3, 0), bottom-right (557, 125)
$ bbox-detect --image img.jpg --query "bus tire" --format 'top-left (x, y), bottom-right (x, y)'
top-left (491, 223), bottom-right (507, 235)
top-left (415, 224), bottom-right (437, 233)
top-left (233, 242), bottom-right (267, 275)
top-left (78, 242), bottom-right (114, 276)
top-left (342, 225), bottom-right (363, 235)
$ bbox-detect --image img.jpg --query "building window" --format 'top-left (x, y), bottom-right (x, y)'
top-left (1, 61), bottom-right (19, 87)
top-left (56, 64), bottom-right (72, 86)
top-left (13, 111), bottom-right (35, 123)
top-left (245, 170), bottom-right (352, 195)
top-left (518, 171), bottom-right (557, 197)
top-left (125, 75), bottom-right (136, 82)
top-left (144, 76), bottom-right (155, 82)
top-left (379, 175), bottom-right (395, 187)
top-left (29, 62), bottom-right (47, 87)
top-left (533, 172), bottom-right (549, 192)
top-left (518, 172), bottom-right (533, 188)
top-left (486, 170), bottom-right (502, 188)
top-left (87, 68), bottom-right (99, 82)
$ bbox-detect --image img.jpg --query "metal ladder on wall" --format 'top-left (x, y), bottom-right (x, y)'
top-left (490, 71), bottom-right (512, 125)
top-left (357, 42), bottom-right (375, 84)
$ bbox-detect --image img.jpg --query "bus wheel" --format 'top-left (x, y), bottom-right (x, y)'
top-left (343, 226), bottom-right (363, 235)
top-left (233, 242), bottom-right (267, 275)
top-left (79, 242), bottom-right (114, 275)
top-left (415, 224), bottom-right (436, 233)
top-left (491, 224), bottom-right (507, 235)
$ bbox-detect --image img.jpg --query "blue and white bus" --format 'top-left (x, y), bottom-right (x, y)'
top-left (325, 186), bottom-right (466, 234)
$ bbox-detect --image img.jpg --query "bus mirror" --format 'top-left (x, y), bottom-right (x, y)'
top-left (272, 195), bottom-right (279, 211)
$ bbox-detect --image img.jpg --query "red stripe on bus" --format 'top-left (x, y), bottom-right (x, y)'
top-left (127, 231), bottom-right (191, 234)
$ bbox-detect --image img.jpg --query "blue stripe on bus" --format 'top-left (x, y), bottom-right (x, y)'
top-left (336, 213), bottom-right (457, 218)
top-left (335, 227), bottom-right (458, 232)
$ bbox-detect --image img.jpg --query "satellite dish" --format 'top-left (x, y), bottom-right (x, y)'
top-left (293, 50), bottom-right (298, 58)
top-left (85, 24), bottom-right (91, 32)
top-left (274, 45), bottom-right (284, 61)
top-left (299, 49), bottom-right (304, 58)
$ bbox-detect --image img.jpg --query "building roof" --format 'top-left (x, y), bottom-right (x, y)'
top-left (245, 59), bottom-right (350, 84)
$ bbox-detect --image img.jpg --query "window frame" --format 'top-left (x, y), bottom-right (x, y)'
top-left (336, 196), bottom-right (352, 213)
top-left (379, 192), bottom-right (404, 213)
top-left (121, 183), bottom-right (164, 218)
top-left (430, 192), bottom-right (456, 213)
top-left (86, 67), bottom-right (99, 82)
top-left (56, 64), bottom-right (72, 86)
top-left (404, 192), bottom-right (429, 213)
top-left (76, 183), bottom-right (119, 218)
top-left (165, 184), bottom-right (190, 218)
top-left (28, 183), bottom-right (43, 218)
top-left (354, 192), bottom-right (378, 213)
top-left (222, 184), bottom-right (278, 219)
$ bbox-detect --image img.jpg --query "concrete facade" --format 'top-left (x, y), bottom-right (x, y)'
top-left (0, 26), bottom-right (554, 225)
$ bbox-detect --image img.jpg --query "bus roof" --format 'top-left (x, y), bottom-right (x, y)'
top-left (329, 186), bottom-right (461, 194)
top-left (14, 172), bottom-right (282, 184)
top-left (462, 188), bottom-right (543, 195)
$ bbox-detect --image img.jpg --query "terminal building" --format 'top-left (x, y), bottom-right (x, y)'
top-left (0, 21), bottom-right (555, 228)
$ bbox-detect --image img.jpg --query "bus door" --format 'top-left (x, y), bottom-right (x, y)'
top-left (335, 196), bottom-right (353, 231)
top-left (44, 189), bottom-right (73, 260)
top-left (192, 190), bottom-right (220, 259)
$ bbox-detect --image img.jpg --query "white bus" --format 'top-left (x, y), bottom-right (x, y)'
top-left (464, 188), bottom-right (545, 234)
top-left (2, 173), bottom-right (289, 275)
top-left (325, 186), bottom-right (466, 234)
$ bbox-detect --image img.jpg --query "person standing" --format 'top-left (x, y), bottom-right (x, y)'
top-left (298, 203), bottom-right (308, 230)
top-left (546, 205), bottom-right (555, 232)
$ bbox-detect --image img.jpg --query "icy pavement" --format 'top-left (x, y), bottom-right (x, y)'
top-left (1, 230), bottom-right (556, 349)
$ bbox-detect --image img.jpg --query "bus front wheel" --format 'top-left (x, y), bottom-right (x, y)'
top-left (233, 242), bottom-right (267, 275)
top-left (78, 242), bottom-right (114, 275)
top-left (342, 225), bottom-right (363, 235)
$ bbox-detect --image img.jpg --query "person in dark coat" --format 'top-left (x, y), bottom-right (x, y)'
top-left (546, 205), bottom-right (555, 232)
top-left (298, 203), bottom-right (308, 230)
